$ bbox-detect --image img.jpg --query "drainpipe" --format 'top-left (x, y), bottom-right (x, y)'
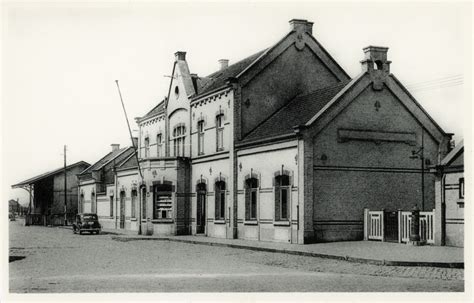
top-left (115, 169), bottom-right (118, 230)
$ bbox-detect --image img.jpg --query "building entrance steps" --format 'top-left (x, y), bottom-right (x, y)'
top-left (105, 229), bottom-right (464, 268)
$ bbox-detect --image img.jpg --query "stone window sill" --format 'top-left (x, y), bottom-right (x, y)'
top-left (244, 220), bottom-right (258, 225)
top-left (273, 221), bottom-right (290, 226)
top-left (214, 219), bottom-right (226, 224)
top-left (151, 219), bottom-right (174, 224)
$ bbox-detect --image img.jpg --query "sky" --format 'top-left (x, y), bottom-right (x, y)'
top-left (2, 1), bottom-right (472, 205)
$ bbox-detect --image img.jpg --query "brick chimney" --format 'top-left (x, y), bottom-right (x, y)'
top-left (218, 59), bottom-right (229, 70)
top-left (360, 46), bottom-right (391, 90)
top-left (175, 51), bottom-right (186, 61)
top-left (289, 19), bottom-right (313, 35)
top-left (111, 144), bottom-right (120, 152)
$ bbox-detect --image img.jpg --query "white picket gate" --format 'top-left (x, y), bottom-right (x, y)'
top-left (364, 208), bottom-right (435, 244)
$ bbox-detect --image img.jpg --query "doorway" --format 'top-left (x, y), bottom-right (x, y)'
top-left (120, 191), bottom-right (125, 229)
top-left (384, 210), bottom-right (398, 242)
top-left (196, 183), bottom-right (206, 234)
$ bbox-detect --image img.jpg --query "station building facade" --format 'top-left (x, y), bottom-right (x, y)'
top-left (86, 19), bottom-right (454, 244)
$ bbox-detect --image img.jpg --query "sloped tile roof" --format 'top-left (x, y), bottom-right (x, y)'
top-left (194, 49), bottom-right (267, 97)
top-left (139, 100), bottom-right (165, 122)
top-left (242, 82), bottom-right (349, 142)
top-left (440, 140), bottom-right (463, 167)
top-left (116, 152), bottom-right (138, 170)
top-left (79, 147), bottom-right (131, 175)
top-left (12, 161), bottom-right (90, 188)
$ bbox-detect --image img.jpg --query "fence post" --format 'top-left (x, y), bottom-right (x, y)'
top-left (363, 208), bottom-right (369, 240)
top-left (398, 209), bottom-right (402, 243)
top-left (381, 209), bottom-right (385, 242)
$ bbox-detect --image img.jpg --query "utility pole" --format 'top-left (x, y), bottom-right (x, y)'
top-left (410, 129), bottom-right (425, 211)
top-left (115, 80), bottom-right (144, 235)
top-left (64, 145), bottom-right (68, 225)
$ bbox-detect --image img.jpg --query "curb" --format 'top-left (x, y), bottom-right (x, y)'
top-left (110, 235), bottom-right (464, 269)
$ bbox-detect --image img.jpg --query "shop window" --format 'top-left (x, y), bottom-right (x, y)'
top-left (215, 181), bottom-right (226, 220)
top-left (245, 177), bottom-right (259, 220)
top-left (153, 183), bottom-right (173, 219)
top-left (274, 175), bottom-right (290, 221)
top-left (197, 120), bottom-right (205, 155)
top-left (216, 114), bottom-right (224, 151)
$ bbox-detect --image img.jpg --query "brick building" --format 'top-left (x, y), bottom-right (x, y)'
top-left (88, 19), bottom-right (453, 244)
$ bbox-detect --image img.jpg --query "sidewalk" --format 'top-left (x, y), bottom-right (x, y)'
top-left (104, 228), bottom-right (464, 268)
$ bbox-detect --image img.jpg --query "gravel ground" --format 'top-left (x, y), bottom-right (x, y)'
top-left (9, 220), bottom-right (464, 293)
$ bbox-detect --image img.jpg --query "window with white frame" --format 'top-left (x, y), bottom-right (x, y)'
top-left (216, 114), bottom-right (224, 151)
top-left (173, 125), bottom-right (186, 157)
top-left (245, 177), bottom-right (259, 221)
top-left (144, 137), bottom-right (150, 158)
top-left (215, 181), bottom-right (226, 220)
top-left (274, 174), bottom-right (290, 221)
top-left (197, 120), bottom-right (205, 155)
top-left (156, 134), bottom-right (162, 158)
top-left (153, 183), bottom-right (173, 219)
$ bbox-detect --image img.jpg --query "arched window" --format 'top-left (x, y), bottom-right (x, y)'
top-left (173, 125), bottom-right (186, 157)
top-left (131, 189), bottom-right (137, 218)
top-left (141, 187), bottom-right (147, 220)
top-left (109, 194), bottom-right (114, 217)
top-left (144, 137), bottom-right (150, 158)
top-left (216, 114), bottom-right (224, 151)
top-left (245, 177), bottom-right (259, 221)
top-left (215, 181), bottom-right (226, 220)
top-left (197, 120), bottom-right (205, 155)
top-left (156, 133), bottom-right (162, 158)
top-left (91, 191), bottom-right (96, 214)
top-left (79, 193), bottom-right (84, 213)
top-left (274, 174), bottom-right (290, 221)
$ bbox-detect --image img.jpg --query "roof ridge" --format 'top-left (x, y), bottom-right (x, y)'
top-left (205, 49), bottom-right (268, 79)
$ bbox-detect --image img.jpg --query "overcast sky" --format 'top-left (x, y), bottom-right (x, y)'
top-left (2, 1), bottom-right (471, 205)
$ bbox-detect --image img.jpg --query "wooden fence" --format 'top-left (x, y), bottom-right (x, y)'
top-left (364, 208), bottom-right (435, 244)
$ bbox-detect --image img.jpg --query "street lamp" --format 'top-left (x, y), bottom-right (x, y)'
top-left (410, 129), bottom-right (425, 211)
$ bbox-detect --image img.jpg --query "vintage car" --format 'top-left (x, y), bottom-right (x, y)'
top-left (73, 213), bottom-right (101, 235)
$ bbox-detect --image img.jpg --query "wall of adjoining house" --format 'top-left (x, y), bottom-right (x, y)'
top-left (444, 171), bottom-right (464, 247)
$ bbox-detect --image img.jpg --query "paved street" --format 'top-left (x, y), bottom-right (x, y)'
top-left (9, 220), bottom-right (463, 293)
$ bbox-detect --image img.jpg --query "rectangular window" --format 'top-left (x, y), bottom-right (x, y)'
top-left (157, 134), bottom-right (162, 158)
top-left (198, 121), bottom-right (204, 155)
top-left (459, 178), bottom-right (464, 199)
top-left (220, 191), bottom-right (225, 219)
top-left (216, 115), bottom-right (224, 151)
top-left (280, 188), bottom-right (288, 220)
top-left (110, 196), bottom-right (114, 217)
top-left (274, 175), bottom-right (290, 221)
top-left (215, 181), bottom-right (226, 220)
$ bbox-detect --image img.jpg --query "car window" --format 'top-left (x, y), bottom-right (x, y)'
top-left (83, 214), bottom-right (98, 220)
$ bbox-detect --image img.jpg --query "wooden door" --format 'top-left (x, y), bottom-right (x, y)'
top-left (196, 183), bottom-right (206, 234)
top-left (120, 192), bottom-right (125, 229)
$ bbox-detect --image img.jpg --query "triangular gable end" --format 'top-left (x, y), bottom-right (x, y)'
top-left (237, 20), bottom-right (351, 88)
top-left (304, 73), bottom-right (449, 147)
